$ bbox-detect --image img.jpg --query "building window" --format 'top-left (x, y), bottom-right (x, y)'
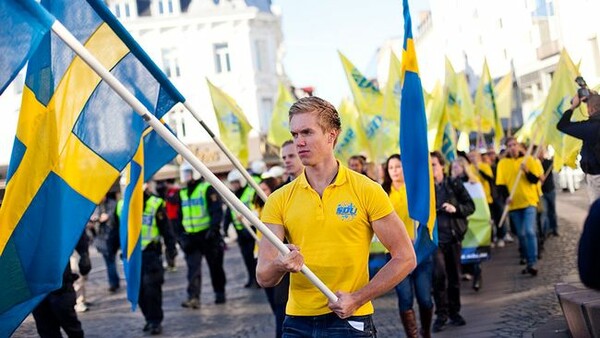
top-left (112, 1), bottom-right (132, 18)
top-left (214, 43), bottom-right (231, 73)
top-left (254, 40), bottom-right (268, 72)
top-left (161, 48), bottom-right (180, 78)
top-left (157, 0), bottom-right (174, 15)
top-left (260, 97), bottom-right (273, 133)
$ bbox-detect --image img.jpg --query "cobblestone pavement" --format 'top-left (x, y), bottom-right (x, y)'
top-left (13, 189), bottom-right (589, 337)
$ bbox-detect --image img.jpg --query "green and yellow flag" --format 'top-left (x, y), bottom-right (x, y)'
top-left (474, 59), bottom-right (503, 148)
top-left (536, 49), bottom-right (585, 170)
top-left (207, 79), bottom-right (253, 167)
top-left (267, 82), bottom-right (295, 147)
top-left (339, 51), bottom-right (399, 162)
top-left (495, 72), bottom-right (513, 119)
top-left (445, 57), bottom-right (476, 133)
top-left (334, 98), bottom-right (369, 163)
top-left (455, 71), bottom-right (477, 132)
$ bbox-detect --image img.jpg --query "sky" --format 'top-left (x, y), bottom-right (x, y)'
top-left (271, 0), bottom-right (430, 106)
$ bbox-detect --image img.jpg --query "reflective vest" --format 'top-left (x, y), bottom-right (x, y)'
top-left (231, 186), bottom-right (255, 231)
top-left (141, 196), bottom-right (163, 249)
top-left (180, 182), bottom-right (211, 233)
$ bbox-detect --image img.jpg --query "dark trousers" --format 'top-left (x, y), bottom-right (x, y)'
top-left (139, 250), bottom-right (164, 325)
top-left (489, 201), bottom-right (506, 240)
top-left (283, 313), bottom-right (376, 337)
top-left (237, 229), bottom-right (257, 285)
top-left (265, 273), bottom-right (290, 338)
top-left (32, 288), bottom-right (84, 338)
top-left (183, 234), bottom-right (226, 299)
top-left (432, 242), bottom-right (462, 319)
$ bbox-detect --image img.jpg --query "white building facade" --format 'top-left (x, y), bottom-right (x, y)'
top-left (0, 0), bottom-right (284, 175)
top-left (111, 0), bottom-right (284, 172)
top-left (377, 0), bottom-right (600, 124)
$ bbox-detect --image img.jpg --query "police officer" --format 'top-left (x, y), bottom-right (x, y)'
top-left (176, 170), bottom-right (226, 308)
top-left (116, 181), bottom-right (176, 335)
top-left (224, 169), bottom-right (259, 288)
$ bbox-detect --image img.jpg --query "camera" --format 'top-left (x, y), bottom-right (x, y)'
top-left (575, 76), bottom-right (590, 102)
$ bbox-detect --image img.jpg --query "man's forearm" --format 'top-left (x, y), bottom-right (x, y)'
top-left (256, 260), bottom-right (287, 288)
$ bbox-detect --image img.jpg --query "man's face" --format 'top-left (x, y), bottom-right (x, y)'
top-left (348, 159), bottom-right (364, 173)
top-left (281, 143), bottom-right (303, 178)
top-left (431, 156), bottom-right (444, 182)
top-left (289, 112), bottom-right (336, 167)
top-left (506, 140), bottom-right (519, 157)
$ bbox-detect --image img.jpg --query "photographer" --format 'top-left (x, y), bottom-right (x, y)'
top-left (556, 80), bottom-right (600, 203)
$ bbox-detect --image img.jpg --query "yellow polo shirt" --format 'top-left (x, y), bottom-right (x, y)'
top-left (496, 156), bottom-right (543, 211)
top-left (389, 185), bottom-right (413, 239)
top-left (476, 162), bottom-right (494, 204)
top-left (261, 164), bottom-right (394, 316)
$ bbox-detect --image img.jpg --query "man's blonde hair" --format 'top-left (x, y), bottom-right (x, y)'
top-left (288, 96), bottom-right (342, 133)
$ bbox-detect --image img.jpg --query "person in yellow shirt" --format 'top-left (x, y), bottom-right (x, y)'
top-left (496, 137), bottom-right (543, 276)
top-left (382, 154), bottom-right (434, 338)
top-left (257, 96), bottom-right (416, 337)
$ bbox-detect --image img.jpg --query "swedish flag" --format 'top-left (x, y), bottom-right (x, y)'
top-left (121, 122), bottom-right (177, 310)
top-left (400, 0), bottom-right (437, 264)
top-left (0, 0), bottom-right (181, 334)
top-left (0, 0), bottom-right (54, 95)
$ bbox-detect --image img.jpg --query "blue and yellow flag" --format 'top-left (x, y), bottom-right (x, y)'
top-left (400, 0), bottom-right (437, 265)
top-left (120, 121), bottom-right (177, 310)
top-left (0, 0), bottom-right (182, 334)
top-left (120, 140), bottom-right (144, 311)
top-left (0, 0), bottom-right (54, 95)
top-left (267, 82), bottom-right (295, 147)
top-left (207, 79), bottom-right (253, 167)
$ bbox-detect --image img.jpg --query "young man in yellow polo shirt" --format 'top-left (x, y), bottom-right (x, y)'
top-left (256, 96), bottom-right (416, 337)
top-left (496, 137), bottom-right (543, 276)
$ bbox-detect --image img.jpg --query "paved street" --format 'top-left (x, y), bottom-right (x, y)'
top-left (13, 188), bottom-right (589, 338)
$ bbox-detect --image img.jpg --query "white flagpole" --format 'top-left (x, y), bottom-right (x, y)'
top-left (49, 20), bottom-right (337, 302)
top-left (182, 101), bottom-right (268, 203)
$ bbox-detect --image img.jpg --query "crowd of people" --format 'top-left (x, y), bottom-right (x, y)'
top-left (30, 93), bottom-right (600, 338)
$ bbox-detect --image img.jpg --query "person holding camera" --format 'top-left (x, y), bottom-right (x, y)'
top-left (557, 81), bottom-right (600, 203)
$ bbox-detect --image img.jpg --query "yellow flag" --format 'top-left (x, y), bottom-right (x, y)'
top-left (495, 72), bottom-right (513, 119)
top-left (207, 79), bottom-right (253, 167)
top-left (339, 51), bottom-right (399, 162)
top-left (535, 49), bottom-right (584, 170)
top-left (334, 98), bottom-right (370, 163)
top-left (475, 59), bottom-right (504, 148)
top-left (267, 82), bottom-right (295, 147)
top-left (455, 71), bottom-right (476, 132)
top-left (514, 107), bottom-right (542, 143)
top-left (445, 57), bottom-right (476, 133)
top-left (426, 81), bottom-right (445, 149)
top-left (444, 57), bottom-right (461, 130)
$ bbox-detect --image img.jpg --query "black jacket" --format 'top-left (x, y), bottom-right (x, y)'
top-left (557, 109), bottom-right (600, 174)
top-left (435, 177), bottom-right (476, 244)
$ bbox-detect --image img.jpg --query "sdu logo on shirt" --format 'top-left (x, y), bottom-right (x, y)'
top-left (336, 203), bottom-right (357, 221)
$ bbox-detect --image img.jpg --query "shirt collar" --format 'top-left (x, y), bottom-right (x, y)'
top-left (298, 161), bottom-right (347, 189)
